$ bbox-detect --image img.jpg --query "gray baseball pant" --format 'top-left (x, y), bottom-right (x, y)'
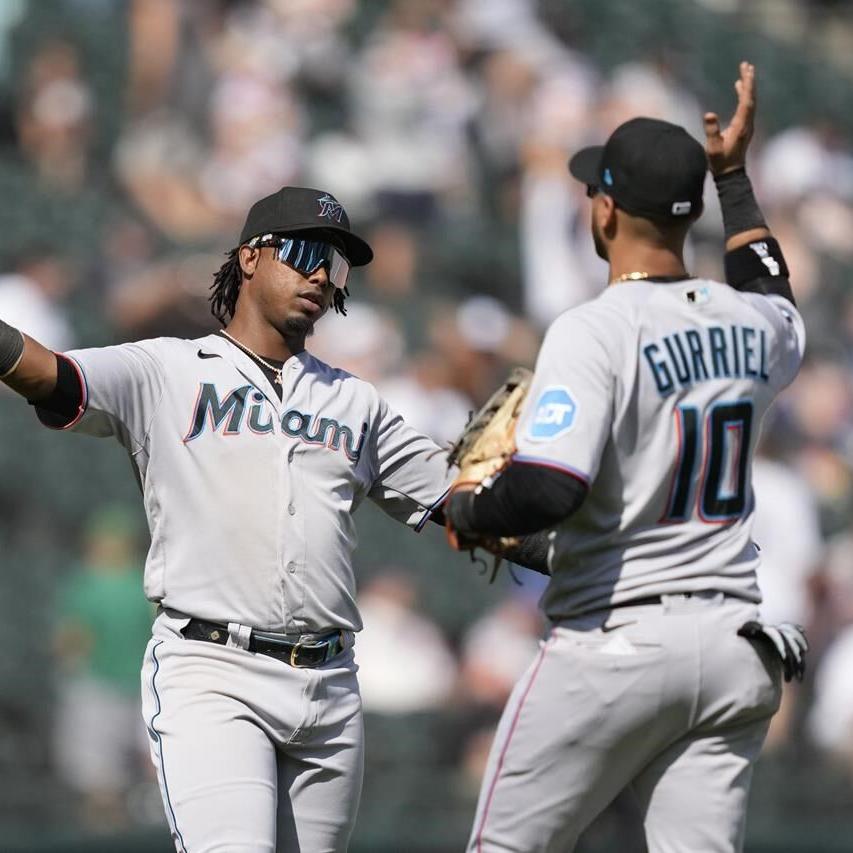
top-left (467, 593), bottom-right (782, 853)
top-left (140, 613), bottom-right (363, 853)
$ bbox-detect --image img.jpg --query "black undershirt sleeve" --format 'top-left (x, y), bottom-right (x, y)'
top-left (30, 354), bottom-right (84, 428)
top-left (728, 273), bottom-right (796, 305)
top-left (446, 462), bottom-right (588, 539)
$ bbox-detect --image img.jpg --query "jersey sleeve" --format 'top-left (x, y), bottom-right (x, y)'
top-left (743, 293), bottom-right (806, 391)
top-left (367, 398), bottom-right (453, 529)
top-left (47, 339), bottom-right (167, 450)
top-left (514, 310), bottom-right (615, 486)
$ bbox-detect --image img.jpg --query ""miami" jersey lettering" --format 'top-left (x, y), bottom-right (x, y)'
top-left (183, 383), bottom-right (367, 461)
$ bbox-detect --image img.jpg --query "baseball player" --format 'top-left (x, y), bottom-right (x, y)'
top-left (446, 63), bottom-right (807, 852)
top-left (0, 186), bottom-right (461, 852)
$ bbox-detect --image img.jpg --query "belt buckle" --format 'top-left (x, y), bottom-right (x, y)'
top-left (289, 641), bottom-right (305, 667)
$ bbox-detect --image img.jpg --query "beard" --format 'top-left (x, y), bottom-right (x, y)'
top-left (278, 313), bottom-right (316, 344)
top-left (592, 219), bottom-right (608, 261)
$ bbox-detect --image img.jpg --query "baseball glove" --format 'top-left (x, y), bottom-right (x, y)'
top-left (445, 366), bottom-right (533, 570)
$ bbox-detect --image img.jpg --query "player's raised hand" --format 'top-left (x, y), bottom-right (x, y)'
top-left (704, 61), bottom-right (756, 176)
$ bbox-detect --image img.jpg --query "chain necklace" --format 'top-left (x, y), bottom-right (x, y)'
top-left (610, 272), bottom-right (693, 284)
top-left (610, 271), bottom-right (650, 283)
top-left (219, 330), bottom-right (284, 385)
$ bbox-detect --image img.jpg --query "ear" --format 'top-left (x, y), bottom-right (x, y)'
top-left (238, 245), bottom-right (259, 278)
top-left (597, 194), bottom-right (618, 236)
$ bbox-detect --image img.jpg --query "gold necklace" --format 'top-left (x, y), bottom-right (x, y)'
top-left (610, 271), bottom-right (650, 283)
top-left (220, 330), bottom-right (284, 385)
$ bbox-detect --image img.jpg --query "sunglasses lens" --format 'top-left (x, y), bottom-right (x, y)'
top-left (328, 249), bottom-right (349, 290)
top-left (274, 239), bottom-right (351, 289)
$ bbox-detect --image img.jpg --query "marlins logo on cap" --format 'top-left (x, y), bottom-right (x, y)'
top-left (317, 194), bottom-right (344, 223)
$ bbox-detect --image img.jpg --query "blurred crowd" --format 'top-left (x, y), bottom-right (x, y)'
top-left (0, 0), bottom-right (851, 846)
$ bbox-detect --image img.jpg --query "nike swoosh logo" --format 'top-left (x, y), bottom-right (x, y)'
top-left (197, 350), bottom-right (221, 360)
top-left (601, 619), bottom-right (637, 632)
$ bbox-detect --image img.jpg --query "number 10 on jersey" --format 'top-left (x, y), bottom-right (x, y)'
top-left (662, 401), bottom-right (754, 523)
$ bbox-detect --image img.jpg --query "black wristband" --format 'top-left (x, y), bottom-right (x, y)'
top-left (0, 319), bottom-right (25, 376)
top-left (502, 533), bottom-right (551, 576)
top-left (714, 168), bottom-right (767, 240)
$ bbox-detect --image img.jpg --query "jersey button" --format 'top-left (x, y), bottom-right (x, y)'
top-left (287, 561), bottom-right (297, 573)
top-left (288, 503), bottom-right (296, 516)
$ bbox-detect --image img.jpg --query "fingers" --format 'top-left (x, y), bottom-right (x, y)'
top-left (703, 112), bottom-right (721, 145)
top-left (762, 626), bottom-right (789, 662)
top-left (730, 61), bottom-right (756, 135)
top-left (740, 60), bottom-right (756, 103)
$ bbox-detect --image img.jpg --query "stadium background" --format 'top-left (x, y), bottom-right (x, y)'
top-left (0, 0), bottom-right (851, 850)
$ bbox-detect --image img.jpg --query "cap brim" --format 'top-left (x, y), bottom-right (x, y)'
top-left (271, 224), bottom-right (374, 267)
top-left (568, 146), bottom-right (604, 185)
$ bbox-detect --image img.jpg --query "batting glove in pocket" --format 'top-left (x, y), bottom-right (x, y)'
top-left (737, 620), bottom-right (808, 683)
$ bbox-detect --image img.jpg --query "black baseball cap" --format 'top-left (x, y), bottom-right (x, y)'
top-left (239, 186), bottom-right (373, 266)
top-left (568, 118), bottom-right (707, 221)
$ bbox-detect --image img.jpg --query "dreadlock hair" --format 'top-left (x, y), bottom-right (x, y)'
top-left (332, 286), bottom-right (349, 316)
top-left (209, 247), bottom-right (241, 326)
top-left (209, 245), bottom-right (350, 325)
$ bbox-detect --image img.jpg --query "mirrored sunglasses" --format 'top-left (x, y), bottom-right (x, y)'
top-left (249, 234), bottom-right (351, 290)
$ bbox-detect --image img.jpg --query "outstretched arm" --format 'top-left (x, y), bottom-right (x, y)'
top-left (0, 319), bottom-right (58, 400)
top-left (445, 464), bottom-right (586, 575)
top-left (704, 61), bottom-right (794, 303)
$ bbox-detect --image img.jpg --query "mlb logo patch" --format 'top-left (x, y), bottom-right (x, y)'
top-left (528, 386), bottom-right (578, 440)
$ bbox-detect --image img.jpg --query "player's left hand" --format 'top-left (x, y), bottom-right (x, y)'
top-left (444, 367), bottom-right (532, 560)
top-left (704, 61), bottom-right (756, 176)
top-left (738, 619), bottom-right (808, 683)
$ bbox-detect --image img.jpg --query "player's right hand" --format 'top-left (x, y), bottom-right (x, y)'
top-left (703, 61), bottom-right (756, 177)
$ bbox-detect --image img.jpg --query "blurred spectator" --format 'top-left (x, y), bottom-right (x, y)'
top-left (107, 251), bottom-right (220, 341)
top-left (309, 300), bottom-right (406, 384)
top-left (782, 352), bottom-right (853, 535)
top-left (357, 219), bottom-right (433, 348)
top-left (810, 520), bottom-right (853, 654)
top-left (197, 74), bottom-right (305, 221)
top-left (427, 295), bottom-right (539, 405)
top-left (125, 0), bottom-right (182, 117)
top-left (598, 62), bottom-right (704, 142)
top-left (355, 570), bottom-right (458, 714)
top-left (808, 623), bottom-right (853, 771)
top-left (757, 125), bottom-right (853, 209)
top-left (347, 0), bottom-right (478, 219)
top-left (16, 38), bottom-right (93, 191)
top-left (458, 597), bottom-right (543, 709)
top-left (752, 450), bottom-right (823, 627)
top-left (518, 60), bottom-right (603, 327)
top-left (752, 449), bottom-right (823, 750)
top-left (0, 251), bottom-right (74, 352)
top-left (52, 506), bottom-right (153, 830)
top-left (379, 356), bottom-right (473, 447)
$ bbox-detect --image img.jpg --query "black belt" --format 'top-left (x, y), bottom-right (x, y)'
top-left (614, 594), bottom-right (668, 608)
top-left (585, 593), bottom-right (701, 616)
top-left (182, 619), bottom-right (345, 668)
top-left (609, 591), bottom-right (717, 610)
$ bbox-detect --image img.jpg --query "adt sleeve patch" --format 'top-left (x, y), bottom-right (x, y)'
top-left (527, 386), bottom-right (578, 441)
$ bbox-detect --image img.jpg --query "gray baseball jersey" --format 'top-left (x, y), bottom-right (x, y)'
top-left (59, 331), bottom-right (451, 633)
top-left (48, 331), bottom-right (452, 852)
top-left (468, 278), bottom-right (805, 852)
top-left (513, 278), bottom-right (805, 618)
